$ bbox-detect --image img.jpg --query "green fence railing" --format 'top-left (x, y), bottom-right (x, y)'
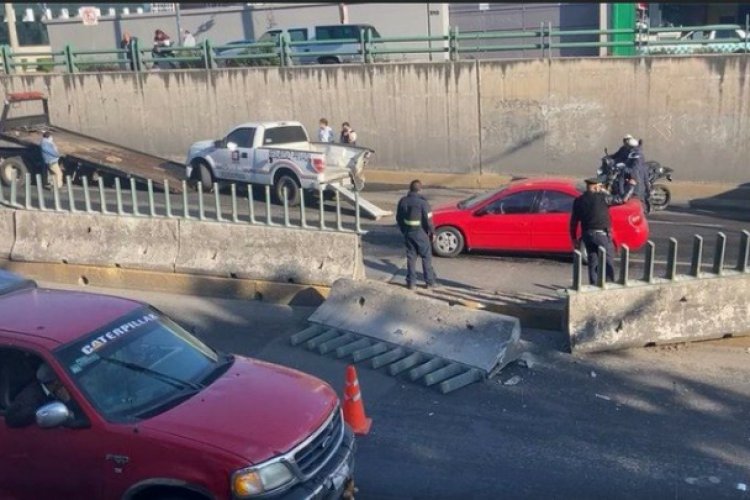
top-left (1, 20), bottom-right (748, 75)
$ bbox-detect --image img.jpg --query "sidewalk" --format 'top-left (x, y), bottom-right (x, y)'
top-left (366, 170), bottom-right (749, 212)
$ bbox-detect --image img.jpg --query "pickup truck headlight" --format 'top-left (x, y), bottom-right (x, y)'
top-left (232, 461), bottom-right (295, 497)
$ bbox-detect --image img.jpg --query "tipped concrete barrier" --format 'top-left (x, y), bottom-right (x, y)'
top-left (175, 220), bottom-right (365, 286)
top-left (11, 211), bottom-right (178, 272)
top-left (293, 278), bottom-right (522, 393)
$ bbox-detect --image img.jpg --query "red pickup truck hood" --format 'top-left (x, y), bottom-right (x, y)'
top-left (140, 356), bottom-right (338, 464)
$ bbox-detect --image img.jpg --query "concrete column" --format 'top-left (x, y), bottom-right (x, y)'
top-left (4, 3), bottom-right (19, 50)
top-left (338, 3), bottom-right (348, 24)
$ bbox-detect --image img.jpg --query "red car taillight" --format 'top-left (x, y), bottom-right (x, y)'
top-left (312, 158), bottom-right (325, 173)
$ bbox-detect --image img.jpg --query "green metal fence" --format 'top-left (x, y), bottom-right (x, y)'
top-left (1, 20), bottom-right (748, 75)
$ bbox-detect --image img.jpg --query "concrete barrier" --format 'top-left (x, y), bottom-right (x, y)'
top-left (0, 209), bottom-right (13, 259)
top-left (567, 231), bottom-right (750, 353)
top-left (303, 278), bottom-right (522, 387)
top-left (11, 211), bottom-right (179, 272)
top-left (175, 220), bottom-right (365, 287)
top-left (568, 272), bottom-right (750, 353)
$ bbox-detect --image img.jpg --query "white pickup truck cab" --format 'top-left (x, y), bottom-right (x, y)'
top-left (185, 121), bottom-right (372, 206)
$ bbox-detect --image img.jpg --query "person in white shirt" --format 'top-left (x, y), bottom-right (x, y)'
top-left (318, 118), bottom-right (334, 143)
top-left (182, 30), bottom-right (196, 48)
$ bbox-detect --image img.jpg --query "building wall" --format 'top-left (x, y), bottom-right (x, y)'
top-left (1, 56), bottom-right (748, 183)
top-left (42, 3), bottom-right (450, 60)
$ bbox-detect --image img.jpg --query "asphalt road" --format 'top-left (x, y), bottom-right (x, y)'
top-left (14, 181), bottom-right (750, 297)
top-left (40, 281), bottom-right (750, 500)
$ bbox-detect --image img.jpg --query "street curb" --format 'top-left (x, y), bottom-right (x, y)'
top-left (366, 169), bottom-right (745, 203)
top-left (0, 260), bottom-right (330, 307)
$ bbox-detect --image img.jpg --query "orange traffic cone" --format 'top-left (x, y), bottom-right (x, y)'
top-left (343, 365), bottom-right (372, 435)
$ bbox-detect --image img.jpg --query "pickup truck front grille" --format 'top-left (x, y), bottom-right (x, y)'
top-left (293, 408), bottom-right (344, 478)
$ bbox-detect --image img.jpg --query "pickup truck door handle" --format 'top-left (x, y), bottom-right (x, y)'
top-left (240, 153), bottom-right (248, 159)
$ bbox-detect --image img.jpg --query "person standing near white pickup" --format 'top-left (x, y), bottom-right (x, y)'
top-left (318, 118), bottom-right (334, 142)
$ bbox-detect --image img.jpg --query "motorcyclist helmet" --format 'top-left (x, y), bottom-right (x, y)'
top-left (626, 137), bottom-right (639, 148)
top-left (622, 134), bottom-right (634, 143)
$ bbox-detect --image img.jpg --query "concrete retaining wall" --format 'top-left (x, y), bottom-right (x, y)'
top-left (1, 56), bottom-right (749, 182)
top-left (567, 272), bottom-right (750, 353)
top-left (2, 209), bottom-right (363, 287)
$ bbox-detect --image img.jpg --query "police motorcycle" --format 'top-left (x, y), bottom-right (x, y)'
top-left (597, 149), bottom-right (626, 194)
top-left (597, 148), bottom-right (674, 211)
top-left (645, 160), bottom-right (673, 211)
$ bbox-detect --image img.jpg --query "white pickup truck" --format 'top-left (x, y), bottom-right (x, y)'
top-left (185, 121), bottom-right (372, 207)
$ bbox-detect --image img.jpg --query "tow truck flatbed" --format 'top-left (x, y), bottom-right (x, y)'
top-left (0, 91), bottom-right (185, 193)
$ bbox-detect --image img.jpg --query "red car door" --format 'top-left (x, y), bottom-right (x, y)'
top-left (0, 347), bottom-right (104, 499)
top-left (465, 190), bottom-right (539, 251)
top-left (530, 190), bottom-right (577, 252)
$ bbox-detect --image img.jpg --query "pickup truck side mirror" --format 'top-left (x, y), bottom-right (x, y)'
top-left (474, 207), bottom-right (488, 217)
top-left (226, 142), bottom-right (238, 151)
top-left (213, 139), bottom-right (225, 149)
top-left (36, 401), bottom-right (72, 428)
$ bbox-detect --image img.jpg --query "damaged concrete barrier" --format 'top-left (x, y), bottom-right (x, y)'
top-left (568, 272), bottom-right (750, 352)
top-left (11, 210), bottom-right (178, 272)
top-left (568, 232), bottom-right (750, 353)
top-left (175, 220), bottom-right (365, 287)
top-left (292, 278), bottom-right (522, 393)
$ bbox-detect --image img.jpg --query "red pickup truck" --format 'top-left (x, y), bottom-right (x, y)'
top-left (0, 271), bottom-right (355, 499)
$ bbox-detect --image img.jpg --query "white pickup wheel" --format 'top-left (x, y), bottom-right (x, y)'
top-left (274, 174), bottom-right (301, 207)
top-left (198, 163), bottom-right (214, 192)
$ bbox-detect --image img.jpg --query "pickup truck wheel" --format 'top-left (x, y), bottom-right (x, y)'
top-left (198, 163), bottom-right (214, 192)
top-left (0, 157), bottom-right (29, 187)
top-left (274, 174), bottom-right (301, 206)
top-left (318, 57), bottom-right (340, 64)
top-left (433, 226), bottom-right (464, 258)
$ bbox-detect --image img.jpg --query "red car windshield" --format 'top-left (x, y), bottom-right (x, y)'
top-left (457, 185), bottom-right (508, 210)
top-left (55, 307), bottom-right (228, 423)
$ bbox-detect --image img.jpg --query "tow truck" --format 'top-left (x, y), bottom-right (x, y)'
top-left (0, 91), bottom-right (185, 192)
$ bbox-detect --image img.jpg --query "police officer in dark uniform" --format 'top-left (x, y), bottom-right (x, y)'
top-left (611, 134), bottom-right (635, 165)
top-left (625, 139), bottom-right (652, 214)
top-left (396, 180), bottom-right (437, 290)
top-left (570, 177), bottom-right (635, 285)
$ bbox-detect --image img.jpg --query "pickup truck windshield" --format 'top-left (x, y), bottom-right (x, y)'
top-left (263, 126), bottom-right (308, 145)
top-left (55, 307), bottom-right (228, 423)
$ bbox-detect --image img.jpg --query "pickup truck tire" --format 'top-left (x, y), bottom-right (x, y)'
top-left (274, 173), bottom-right (301, 206)
top-left (318, 56), bottom-right (340, 64)
top-left (0, 157), bottom-right (30, 187)
top-left (198, 163), bottom-right (214, 192)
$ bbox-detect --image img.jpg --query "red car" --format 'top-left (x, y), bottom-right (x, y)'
top-left (431, 178), bottom-right (649, 258)
top-left (0, 271), bottom-right (354, 500)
